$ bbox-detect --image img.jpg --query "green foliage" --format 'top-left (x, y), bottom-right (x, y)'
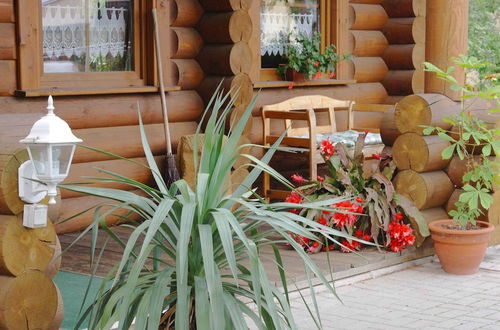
top-left (61, 87), bottom-right (361, 330)
top-left (277, 32), bottom-right (349, 79)
top-left (469, 0), bottom-right (500, 75)
top-left (422, 57), bottom-right (500, 228)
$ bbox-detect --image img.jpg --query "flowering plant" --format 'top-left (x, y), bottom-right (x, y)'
top-left (285, 134), bottom-right (429, 253)
top-left (277, 32), bottom-right (348, 80)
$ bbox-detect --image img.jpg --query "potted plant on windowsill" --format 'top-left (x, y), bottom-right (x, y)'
top-left (422, 56), bottom-right (500, 275)
top-left (277, 32), bottom-right (347, 82)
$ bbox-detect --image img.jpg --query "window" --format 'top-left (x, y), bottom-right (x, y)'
top-left (259, 0), bottom-right (342, 82)
top-left (17, 0), bottom-right (158, 95)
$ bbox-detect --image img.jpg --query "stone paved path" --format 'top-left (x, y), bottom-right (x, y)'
top-left (286, 246), bottom-right (500, 329)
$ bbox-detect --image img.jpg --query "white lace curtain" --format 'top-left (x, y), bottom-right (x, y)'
top-left (260, 1), bottom-right (318, 57)
top-left (42, 1), bottom-right (130, 60)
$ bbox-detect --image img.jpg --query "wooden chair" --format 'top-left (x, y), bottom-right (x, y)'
top-left (261, 95), bottom-right (354, 200)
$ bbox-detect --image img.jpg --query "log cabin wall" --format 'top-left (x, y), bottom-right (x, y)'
top-left (0, 0), bottom-right (204, 233)
top-left (380, 0), bottom-right (426, 104)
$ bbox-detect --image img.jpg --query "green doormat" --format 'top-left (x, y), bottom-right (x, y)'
top-left (54, 271), bottom-right (104, 330)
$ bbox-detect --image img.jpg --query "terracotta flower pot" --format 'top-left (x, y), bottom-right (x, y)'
top-left (429, 219), bottom-right (494, 275)
top-left (285, 68), bottom-right (307, 82)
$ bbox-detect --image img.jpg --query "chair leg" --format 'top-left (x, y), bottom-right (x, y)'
top-left (309, 151), bottom-right (317, 181)
top-left (263, 170), bottom-right (270, 201)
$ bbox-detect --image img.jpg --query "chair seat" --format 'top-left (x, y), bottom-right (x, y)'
top-left (298, 130), bottom-right (383, 148)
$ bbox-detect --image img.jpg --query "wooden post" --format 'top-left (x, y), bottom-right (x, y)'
top-left (425, 0), bottom-right (468, 100)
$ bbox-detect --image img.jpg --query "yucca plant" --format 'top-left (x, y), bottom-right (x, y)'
top-left (61, 87), bottom-right (364, 330)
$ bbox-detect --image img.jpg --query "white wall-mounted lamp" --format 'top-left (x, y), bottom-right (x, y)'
top-left (18, 96), bottom-right (82, 228)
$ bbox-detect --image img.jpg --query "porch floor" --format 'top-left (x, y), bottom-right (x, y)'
top-left (59, 226), bottom-right (435, 287)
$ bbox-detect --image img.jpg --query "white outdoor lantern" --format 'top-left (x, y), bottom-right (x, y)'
top-left (18, 96), bottom-right (82, 228)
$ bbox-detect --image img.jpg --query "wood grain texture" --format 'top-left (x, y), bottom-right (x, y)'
top-left (489, 192), bottom-right (500, 226)
top-left (198, 0), bottom-right (251, 11)
top-left (425, 0), bottom-right (468, 100)
top-left (381, 0), bottom-right (414, 18)
top-left (393, 170), bottom-right (454, 210)
top-left (197, 42), bottom-right (252, 75)
top-left (379, 107), bottom-right (400, 146)
top-left (382, 44), bottom-right (414, 70)
top-left (381, 70), bottom-right (414, 95)
top-left (170, 0), bottom-right (204, 27)
top-left (0, 0), bottom-right (14, 23)
top-left (44, 236), bottom-right (61, 279)
top-left (0, 150), bottom-right (29, 215)
top-left (171, 59), bottom-right (204, 89)
top-left (170, 27), bottom-right (203, 59)
top-left (394, 93), bottom-right (458, 134)
top-left (0, 215), bottom-right (57, 276)
top-left (351, 57), bottom-right (388, 83)
top-left (48, 286), bottom-right (64, 330)
top-left (349, 4), bottom-right (388, 30)
top-left (350, 31), bottom-right (388, 57)
top-left (71, 122), bottom-right (198, 163)
top-left (0, 60), bottom-right (16, 95)
top-left (198, 10), bottom-right (252, 43)
top-left (198, 73), bottom-right (253, 106)
top-left (382, 18), bottom-right (414, 44)
top-left (0, 91), bottom-right (204, 129)
top-left (0, 23), bottom-right (15, 59)
top-left (0, 270), bottom-right (58, 330)
top-left (393, 133), bottom-right (452, 172)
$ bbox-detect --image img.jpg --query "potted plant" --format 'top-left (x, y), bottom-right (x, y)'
top-left (60, 88), bottom-right (365, 329)
top-left (284, 134), bottom-right (429, 254)
top-left (422, 56), bottom-right (500, 275)
top-left (277, 32), bottom-right (346, 82)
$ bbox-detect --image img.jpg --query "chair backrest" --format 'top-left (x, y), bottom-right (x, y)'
top-left (262, 95), bottom-right (354, 137)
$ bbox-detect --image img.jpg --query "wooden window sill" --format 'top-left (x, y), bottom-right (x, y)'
top-left (253, 79), bottom-right (356, 89)
top-left (15, 86), bottom-right (181, 97)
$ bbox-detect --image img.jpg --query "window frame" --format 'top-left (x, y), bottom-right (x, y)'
top-left (259, 0), bottom-right (350, 82)
top-left (17, 0), bottom-right (158, 95)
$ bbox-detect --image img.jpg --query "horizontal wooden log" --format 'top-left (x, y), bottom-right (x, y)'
top-left (379, 107), bottom-right (400, 146)
top-left (419, 207), bottom-right (450, 225)
top-left (393, 170), bottom-right (454, 210)
top-left (71, 122), bottom-right (197, 163)
top-left (489, 191), bottom-right (500, 225)
top-left (0, 23), bottom-right (15, 59)
top-left (62, 156), bottom-right (163, 199)
top-left (170, 0), bottom-right (204, 27)
top-left (170, 27), bottom-right (203, 59)
top-left (352, 57), bottom-right (388, 83)
top-left (0, 91), bottom-right (204, 129)
top-left (171, 59), bottom-right (204, 90)
top-left (197, 42), bottom-right (252, 76)
top-left (384, 96), bottom-right (404, 105)
top-left (349, 4), bottom-right (388, 30)
top-left (0, 215), bottom-right (57, 276)
top-left (381, 70), bottom-right (414, 95)
top-left (394, 93), bottom-right (459, 134)
top-left (393, 133), bottom-right (452, 172)
top-left (0, 60), bottom-right (15, 95)
top-left (55, 189), bottom-right (145, 234)
top-left (382, 18), bottom-right (414, 44)
top-left (198, 10), bottom-right (252, 43)
top-left (198, 0), bottom-right (251, 11)
top-left (0, 0), bottom-right (14, 23)
top-left (349, 31), bottom-right (388, 57)
top-left (0, 270), bottom-right (58, 330)
top-left (446, 188), bottom-right (489, 222)
top-left (382, 44), bottom-right (414, 70)
top-left (446, 155), bottom-right (495, 188)
top-left (197, 73), bottom-right (253, 107)
top-left (381, 0), bottom-right (414, 18)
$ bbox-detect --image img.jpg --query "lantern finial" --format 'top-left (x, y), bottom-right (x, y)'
top-left (47, 95), bottom-right (55, 115)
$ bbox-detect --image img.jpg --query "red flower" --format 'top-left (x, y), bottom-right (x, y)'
top-left (317, 175), bottom-right (325, 182)
top-left (285, 192), bottom-right (303, 214)
top-left (372, 153), bottom-right (381, 160)
top-left (340, 239), bottom-right (361, 253)
top-left (331, 201), bottom-right (362, 228)
top-left (363, 234), bottom-right (371, 242)
top-left (355, 197), bottom-right (364, 203)
top-left (328, 72), bottom-right (336, 79)
top-left (312, 241), bottom-right (320, 248)
top-left (355, 230), bottom-right (364, 238)
top-left (320, 139), bottom-right (335, 159)
top-left (314, 72), bottom-right (321, 80)
top-left (395, 212), bottom-right (404, 221)
top-left (387, 221), bottom-right (416, 252)
top-left (364, 129), bottom-right (369, 135)
top-left (314, 60), bottom-right (320, 67)
top-left (291, 174), bottom-right (307, 184)
top-left (389, 239), bottom-right (403, 252)
top-left (288, 82), bottom-right (294, 90)
top-left (318, 217), bottom-right (328, 226)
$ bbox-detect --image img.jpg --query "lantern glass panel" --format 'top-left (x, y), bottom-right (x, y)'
top-left (51, 144), bottom-right (74, 176)
top-left (28, 144), bottom-right (50, 177)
